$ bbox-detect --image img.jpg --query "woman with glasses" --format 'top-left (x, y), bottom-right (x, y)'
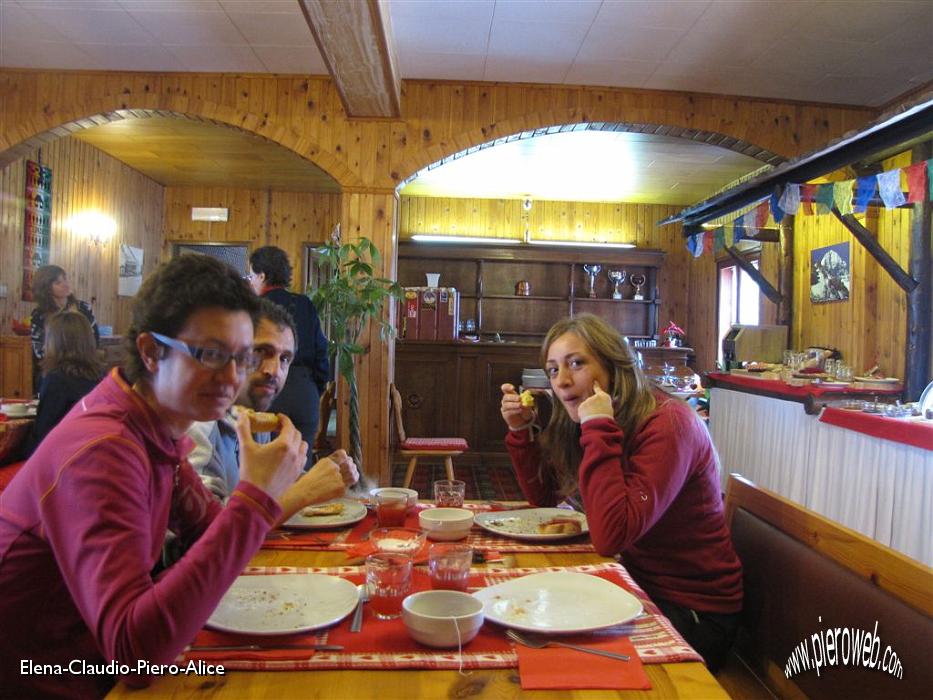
top-left (0, 254), bottom-right (310, 697)
top-left (247, 246), bottom-right (330, 466)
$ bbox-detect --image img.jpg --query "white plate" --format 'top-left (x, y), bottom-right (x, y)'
top-left (282, 498), bottom-right (367, 530)
top-left (474, 508), bottom-right (588, 541)
top-left (207, 574), bottom-right (358, 635)
top-left (473, 571), bottom-right (642, 634)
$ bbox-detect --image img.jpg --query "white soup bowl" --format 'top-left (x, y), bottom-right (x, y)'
top-left (402, 590), bottom-right (484, 648)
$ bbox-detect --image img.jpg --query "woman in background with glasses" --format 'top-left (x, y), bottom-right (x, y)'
top-left (0, 254), bottom-right (309, 698)
top-left (247, 246), bottom-right (330, 467)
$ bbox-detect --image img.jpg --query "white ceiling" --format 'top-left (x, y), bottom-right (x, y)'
top-left (1, 0), bottom-right (930, 205)
top-left (1, 0), bottom-right (930, 107)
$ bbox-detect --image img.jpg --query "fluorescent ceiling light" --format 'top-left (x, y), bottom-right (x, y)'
top-left (410, 234), bottom-right (521, 245)
top-left (527, 239), bottom-right (635, 249)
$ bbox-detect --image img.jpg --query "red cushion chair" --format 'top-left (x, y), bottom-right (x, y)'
top-left (390, 384), bottom-right (468, 489)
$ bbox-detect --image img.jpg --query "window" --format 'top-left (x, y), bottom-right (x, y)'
top-left (717, 258), bottom-right (760, 366)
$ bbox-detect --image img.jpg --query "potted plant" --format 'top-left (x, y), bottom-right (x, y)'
top-left (310, 235), bottom-right (402, 471)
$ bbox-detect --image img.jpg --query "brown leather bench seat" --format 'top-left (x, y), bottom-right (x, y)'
top-left (726, 474), bottom-right (933, 700)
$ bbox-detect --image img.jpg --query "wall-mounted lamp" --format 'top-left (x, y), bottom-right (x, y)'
top-left (70, 210), bottom-right (116, 245)
top-left (191, 207), bottom-right (229, 222)
top-left (522, 198), bottom-right (533, 212)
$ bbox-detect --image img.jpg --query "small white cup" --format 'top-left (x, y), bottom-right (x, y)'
top-left (425, 273), bottom-right (441, 287)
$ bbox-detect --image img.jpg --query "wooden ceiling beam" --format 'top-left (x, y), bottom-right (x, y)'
top-left (298, 0), bottom-right (401, 119)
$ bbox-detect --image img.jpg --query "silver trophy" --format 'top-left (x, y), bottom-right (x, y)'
top-left (582, 264), bottom-right (602, 298)
top-left (608, 269), bottom-right (627, 300)
top-left (630, 273), bottom-right (646, 301)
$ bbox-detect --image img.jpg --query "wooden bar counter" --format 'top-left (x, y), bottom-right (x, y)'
top-left (107, 547), bottom-right (728, 700)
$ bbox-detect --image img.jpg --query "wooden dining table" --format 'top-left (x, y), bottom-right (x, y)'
top-left (107, 538), bottom-right (728, 700)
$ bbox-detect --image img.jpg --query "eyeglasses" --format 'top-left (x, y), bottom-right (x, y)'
top-left (150, 332), bottom-right (259, 374)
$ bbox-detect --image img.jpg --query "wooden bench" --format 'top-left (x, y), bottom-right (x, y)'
top-left (724, 474), bottom-right (932, 699)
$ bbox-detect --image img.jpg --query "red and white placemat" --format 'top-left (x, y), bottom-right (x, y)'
top-left (180, 562), bottom-right (701, 671)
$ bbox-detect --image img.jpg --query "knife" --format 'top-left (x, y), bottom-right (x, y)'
top-left (188, 644), bottom-right (343, 652)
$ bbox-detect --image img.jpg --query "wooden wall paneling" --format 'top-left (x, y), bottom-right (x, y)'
top-left (0, 137), bottom-right (164, 339)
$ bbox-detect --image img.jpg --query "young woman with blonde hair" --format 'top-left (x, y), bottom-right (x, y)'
top-left (500, 314), bottom-right (742, 672)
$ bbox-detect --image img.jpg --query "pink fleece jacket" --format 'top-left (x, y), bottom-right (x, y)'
top-left (0, 369), bottom-right (282, 698)
top-left (506, 395), bottom-right (742, 614)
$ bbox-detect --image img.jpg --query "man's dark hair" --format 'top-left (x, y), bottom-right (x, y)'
top-left (249, 246), bottom-right (292, 287)
top-left (256, 297), bottom-right (298, 351)
top-left (124, 254), bottom-right (260, 382)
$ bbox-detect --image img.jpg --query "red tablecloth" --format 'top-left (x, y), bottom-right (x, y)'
top-left (819, 408), bottom-right (933, 451)
top-left (707, 372), bottom-right (902, 399)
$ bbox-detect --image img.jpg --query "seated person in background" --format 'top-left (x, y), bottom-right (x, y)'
top-left (0, 254), bottom-right (314, 698)
top-left (188, 298), bottom-right (357, 511)
top-left (25, 310), bottom-right (104, 456)
top-left (500, 314), bottom-right (742, 673)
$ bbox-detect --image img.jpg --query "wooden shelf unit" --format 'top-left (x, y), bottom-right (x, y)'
top-left (397, 242), bottom-right (665, 343)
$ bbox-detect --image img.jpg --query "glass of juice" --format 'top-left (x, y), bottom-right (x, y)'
top-left (375, 491), bottom-right (408, 527)
top-left (365, 552), bottom-right (412, 619)
top-left (428, 543), bottom-right (473, 592)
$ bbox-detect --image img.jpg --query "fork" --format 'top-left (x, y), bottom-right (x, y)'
top-left (506, 629), bottom-right (630, 661)
top-left (349, 584), bottom-right (369, 633)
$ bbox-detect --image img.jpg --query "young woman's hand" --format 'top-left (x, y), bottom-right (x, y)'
top-left (578, 381), bottom-right (614, 423)
top-left (500, 383), bottom-right (535, 430)
top-left (235, 412), bottom-right (306, 499)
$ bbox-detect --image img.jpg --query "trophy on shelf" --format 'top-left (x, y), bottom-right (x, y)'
top-left (608, 269), bottom-right (627, 300)
top-left (630, 273), bottom-right (646, 301)
top-left (582, 264), bottom-right (602, 298)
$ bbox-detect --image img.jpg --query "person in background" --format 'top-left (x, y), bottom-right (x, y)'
top-left (247, 246), bottom-right (329, 466)
top-left (188, 297), bottom-right (357, 506)
top-left (25, 310), bottom-right (104, 456)
top-left (29, 264), bottom-right (99, 393)
top-left (0, 254), bottom-right (311, 698)
top-left (499, 314), bottom-right (742, 672)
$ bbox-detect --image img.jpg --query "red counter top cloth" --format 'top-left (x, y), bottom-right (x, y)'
top-left (263, 503), bottom-right (597, 554)
top-left (819, 408), bottom-right (933, 451)
top-left (517, 636), bottom-right (650, 690)
top-left (179, 562), bottom-right (701, 671)
top-left (707, 373), bottom-right (902, 399)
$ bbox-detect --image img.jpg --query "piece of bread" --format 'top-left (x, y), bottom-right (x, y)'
top-left (301, 502), bottom-right (345, 517)
top-left (537, 518), bottom-right (582, 535)
top-left (244, 408), bottom-right (280, 433)
top-left (520, 390), bottom-right (536, 408)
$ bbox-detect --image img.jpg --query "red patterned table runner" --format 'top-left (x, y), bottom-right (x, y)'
top-left (181, 562), bottom-right (701, 671)
top-left (708, 372), bottom-right (902, 399)
top-left (820, 407), bottom-right (933, 451)
top-left (263, 503), bottom-right (597, 554)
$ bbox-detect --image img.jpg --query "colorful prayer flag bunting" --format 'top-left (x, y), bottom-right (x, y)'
top-left (779, 183), bottom-right (801, 216)
top-left (904, 162), bottom-right (927, 203)
top-left (853, 176), bottom-right (876, 214)
top-left (815, 183), bottom-right (835, 214)
top-left (833, 180), bottom-right (854, 216)
top-left (877, 168), bottom-right (906, 208)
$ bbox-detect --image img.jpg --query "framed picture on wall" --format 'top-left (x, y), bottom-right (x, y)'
top-left (172, 242), bottom-right (251, 276)
top-left (810, 242), bottom-right (850, 303)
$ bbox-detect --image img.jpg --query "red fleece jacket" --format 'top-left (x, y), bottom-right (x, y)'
top-left (506, 396), bottom-right (742, 614)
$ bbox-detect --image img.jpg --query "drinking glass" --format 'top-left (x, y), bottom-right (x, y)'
top-left (428, 543), bottom-right (473, 592)
top-left (433, 479), bottom-right (466, 508)
top-left (375, 491), bottom-right (408, 527)
top-left (365, 552), bottom-right (412, 620)
top-left (824, 359), bottom-right (837, 377)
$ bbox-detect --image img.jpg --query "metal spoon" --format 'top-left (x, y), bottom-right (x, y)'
top-left (506, 629), bottom-right (630, 661)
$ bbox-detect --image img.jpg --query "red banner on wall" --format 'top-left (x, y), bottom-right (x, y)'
top-left (22, 160), bottom-right (52, 302)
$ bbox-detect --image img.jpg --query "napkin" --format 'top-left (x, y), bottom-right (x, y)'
top-left (515, 635), bottom-right (650, 690)
top-left (182, 629), bottom-right (325, 662)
